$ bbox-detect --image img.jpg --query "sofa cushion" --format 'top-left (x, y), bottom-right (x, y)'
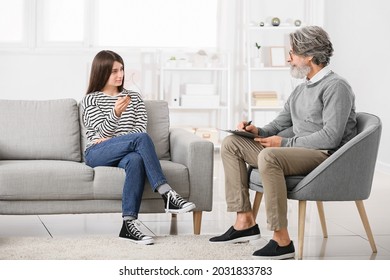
top-left (93, 160), bottom-right (189, 200)
top-left (0, 160), bottom-right (94, 200)
top-left (0, 160), bottom-right (189, 202)
top-left (0, 99), bottom-right (81, 161)
top-left (78, 99), bottom-right (170, 161)
top-left (144, 100), bottom-right (170, 160)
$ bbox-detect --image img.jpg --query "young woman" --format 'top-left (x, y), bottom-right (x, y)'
top-left (81, 50), bottom-right (195, 245)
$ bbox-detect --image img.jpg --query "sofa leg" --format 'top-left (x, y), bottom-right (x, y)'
top-left (193, 211), bottom-right (202, 235)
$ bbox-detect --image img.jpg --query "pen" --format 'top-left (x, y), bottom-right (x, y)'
top-left (243, 120), bottom-right (252, 130)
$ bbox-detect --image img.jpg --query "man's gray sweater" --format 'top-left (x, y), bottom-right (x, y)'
top-left (259, 72), bottom-right (357, 152)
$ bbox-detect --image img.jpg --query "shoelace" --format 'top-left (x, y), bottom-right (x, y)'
top-left (167, 190), bottom-right (186, 208)
top-left (126, 220), bottom-right (145, 239)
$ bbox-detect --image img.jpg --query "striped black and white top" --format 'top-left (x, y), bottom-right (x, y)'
top-left (81, 89), bottom-right (147, 149)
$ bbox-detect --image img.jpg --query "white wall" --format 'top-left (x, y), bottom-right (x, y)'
top-left (0, 50), bottom-right (156, 101)
top-left (0, 51), bottom-right (91, 101)
top-left (323, 0), bottom-right (390, 171)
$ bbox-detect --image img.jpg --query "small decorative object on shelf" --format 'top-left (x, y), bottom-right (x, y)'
top-left (210, 53), bottom-right (220, 67)
top-left (294, 19), bottom-right (302, 26)
top-left (166, 56), bottom-right (177, 67)
top-left (253, 42), bottom-right (263, 68)
top-left (271, 17), bottom-right (280, 26)
top-left (259, 21), bottom-right (265, 27)
top-left (193, 50), bottom-right (208, 67)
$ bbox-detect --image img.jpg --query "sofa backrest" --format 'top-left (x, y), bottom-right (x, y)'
top-left (144, 100), bottom-right (171, 160)
top-left (79, 99), bottom-right (171, 161)
top-left (0, 99), bottom-right (81, 161)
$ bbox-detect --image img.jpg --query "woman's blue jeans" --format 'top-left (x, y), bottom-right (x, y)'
top-left (84, 133), bottom-right (167, 218)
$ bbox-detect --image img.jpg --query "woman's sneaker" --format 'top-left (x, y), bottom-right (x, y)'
top-left (162, 190), bottom-right (196, 214)
top-left (119, 219), bottom-right (154, 245)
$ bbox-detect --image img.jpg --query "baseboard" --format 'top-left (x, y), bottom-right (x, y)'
top-left (376, 160), bottom-right (390, 174)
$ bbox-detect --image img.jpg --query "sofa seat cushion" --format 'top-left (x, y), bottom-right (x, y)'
top-left (93, 160), bottom-right (190, 200)
top-left (0, 159), bottom-right (190, 203)
top-left (0, 160), bottom-right (94, 200)
top-left (249, 168), bottom-right (304, 192)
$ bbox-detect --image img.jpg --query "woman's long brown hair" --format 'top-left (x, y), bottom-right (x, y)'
top-left (86, 50), bottom-right (125, 94)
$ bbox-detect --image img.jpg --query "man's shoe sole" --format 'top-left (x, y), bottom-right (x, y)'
top-left (209, 233), bottom-right (261, 244)
top-left (252, 252), bottom-right (295, 260)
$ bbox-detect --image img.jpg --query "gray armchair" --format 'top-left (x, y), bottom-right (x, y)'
top-left (248, 112), bottom-right (382, 259)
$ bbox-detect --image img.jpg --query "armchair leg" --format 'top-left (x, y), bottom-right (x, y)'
top-left (355, 200), bottom-right (377, 253)
top-left (316, 201), bottom-right (328, 238)
top-left (298, 200), bottom-right (307, 260)
top-left (193, 211), bottom-right (203, 235)
top-left (252, 192), bottom-right (263, 220)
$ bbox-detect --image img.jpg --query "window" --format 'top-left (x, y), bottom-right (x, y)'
top-left (1, 0), bottom-right (218, 49)
top-left (0, 0), bottom-right (25, 43)
top-left (96, 0), bottom-right (218, 48)
top-left (37, 0), bottom-right (86, 45)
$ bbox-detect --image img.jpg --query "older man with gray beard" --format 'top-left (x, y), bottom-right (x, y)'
top-left (209, 26), bottom-right (357, 260)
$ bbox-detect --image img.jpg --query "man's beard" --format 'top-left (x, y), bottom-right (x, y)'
top-left (290, 64), bottom-right (311, 79)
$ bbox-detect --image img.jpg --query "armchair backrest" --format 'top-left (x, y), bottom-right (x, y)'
top-left (289, 112), bottom-right (382, 201)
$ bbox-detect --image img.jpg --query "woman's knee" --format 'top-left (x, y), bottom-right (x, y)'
top-left (136, 132), bottom-right (154, 146)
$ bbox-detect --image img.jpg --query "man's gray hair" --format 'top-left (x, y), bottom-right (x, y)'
top-left (290, 26), bottom-right (333, 66)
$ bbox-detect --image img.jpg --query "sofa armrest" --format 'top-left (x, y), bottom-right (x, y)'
top-left (169, 128), bottom-right (214, 211)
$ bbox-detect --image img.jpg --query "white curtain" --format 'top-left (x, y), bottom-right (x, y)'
top-left (216, 0), bottom-right (247, 125)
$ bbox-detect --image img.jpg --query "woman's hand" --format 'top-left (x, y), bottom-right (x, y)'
top-left (93, 137), bottom-right (111, 144)
top-left (114, 95), bottom-right (131, 117)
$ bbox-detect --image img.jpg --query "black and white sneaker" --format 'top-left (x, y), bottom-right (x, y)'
top-left (162, 190), bottom-right (196, 214)
top-left (119, 220), bottom-right (154, 245)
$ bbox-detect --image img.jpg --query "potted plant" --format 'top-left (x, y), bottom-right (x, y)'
top-left (253, 42), bottom-right (264, 68)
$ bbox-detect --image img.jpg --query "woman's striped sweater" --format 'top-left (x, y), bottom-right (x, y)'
top-left (81, 89), bottom-right (147, 149)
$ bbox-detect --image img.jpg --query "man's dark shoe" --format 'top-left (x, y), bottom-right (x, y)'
top-left (209, 224), bottom-right (261, 243)
top-left (252, 239), bottom-right (295, 260)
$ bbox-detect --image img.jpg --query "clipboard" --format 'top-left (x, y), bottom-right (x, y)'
top-left (219, 129), bottom-right (259, 139)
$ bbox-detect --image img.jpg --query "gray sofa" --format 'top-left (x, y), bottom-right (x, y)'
top-left (0, 98), bottom-right (214, 234)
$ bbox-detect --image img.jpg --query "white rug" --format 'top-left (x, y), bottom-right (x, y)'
top-left (0, 235), bottom-right (265, 260)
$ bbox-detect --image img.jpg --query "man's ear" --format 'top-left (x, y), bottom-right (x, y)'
top-left (307, 56), bottom-right (315, 66)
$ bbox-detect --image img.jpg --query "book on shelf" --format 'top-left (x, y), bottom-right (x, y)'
top-left (252, 91), bottom-right (279, 107)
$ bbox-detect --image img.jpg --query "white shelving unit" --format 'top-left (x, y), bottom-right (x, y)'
top-left (158, 52), bottom-right (231, 148)
top-left (246, 26), bottom-right (299, 124)
top-left (244, 0), bottom-right (320, 126)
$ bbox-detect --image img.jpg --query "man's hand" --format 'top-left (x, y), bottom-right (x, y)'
top-left (255, 135), bottom-right (282, 147)
top-left (237, 121), bottom-right (258, 135)
top-left (114, 95), bottom-right (131, 117)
